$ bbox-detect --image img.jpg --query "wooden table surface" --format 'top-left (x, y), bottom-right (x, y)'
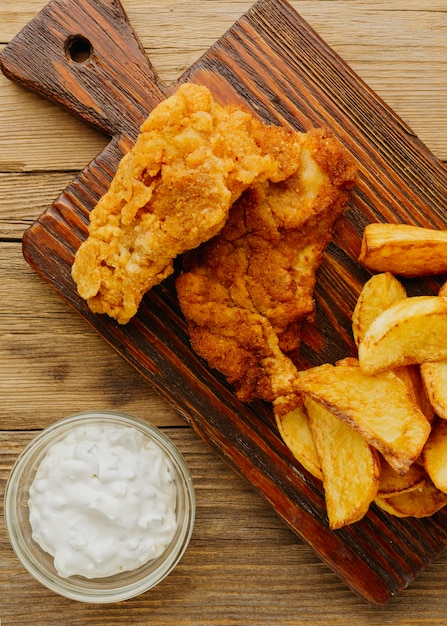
top-left (1, 1), bottom-right (447, 624)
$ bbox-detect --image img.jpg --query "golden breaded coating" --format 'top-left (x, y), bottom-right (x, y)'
top-left (72, 83), bottom-right (303, 324)
top-left (176, 128), bottom-right (357, 404)
top-left (176, 268), bottom-right (303, 405)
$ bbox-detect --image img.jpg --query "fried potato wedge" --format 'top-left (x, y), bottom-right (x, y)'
top-left (352, 272), bottom-right (407, 347)
top-left (358, 296), bottom-right (447, 375)
top-left (375, 481), bottom-right (447, 518)
top-left (421, 361), bottom-right (447, 421)
top-left (358, 223), bottom-right (447, 277)
top-left (333, 359), bottom-right (434, 421)
top-left (352, 275), bottom-right (434, 421)
top-left (305, 397), bottom-right (380, 529)
top-left (378, 457), bottom-right (426, 498)
top-left (422, 419), bottom-right (447, 493)
top-left (274, 404), bottom-right (322, 480)
top-left (335, 356), bottom-right (360, 367)
top-left (394, 364), bottom-right (435, 424)
top-left (295, 364), bottom-right (430, 474)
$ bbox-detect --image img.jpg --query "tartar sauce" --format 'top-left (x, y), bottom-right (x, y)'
top-left (28, 423), bottom-right (178, 579)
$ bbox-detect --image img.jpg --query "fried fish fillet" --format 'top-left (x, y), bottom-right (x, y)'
top-left (176, 128), bottom-right (357, 404)
top-left (72, 83), bottom-right (304, 324)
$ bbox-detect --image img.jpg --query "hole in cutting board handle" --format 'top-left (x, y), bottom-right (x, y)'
top-left (65, 35), bottom-right (93, 63)
top-left (0, 0), bottom-right (165, 136)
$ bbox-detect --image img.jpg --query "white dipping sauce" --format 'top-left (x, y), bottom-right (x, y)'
top-left (28, 423), bottom-right (178, 579)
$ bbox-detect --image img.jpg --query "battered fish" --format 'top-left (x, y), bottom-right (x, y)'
top-left (176, 128), bottom-right (357, 405)
top-left (72, 83), bottom-right (304, 324)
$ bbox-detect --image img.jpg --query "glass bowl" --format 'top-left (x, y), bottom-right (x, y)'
top-left (4, 411), bottom-right (195, 603)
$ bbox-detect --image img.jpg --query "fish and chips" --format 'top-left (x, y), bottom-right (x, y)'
top-left (72, 82), bottom-right (447, 529)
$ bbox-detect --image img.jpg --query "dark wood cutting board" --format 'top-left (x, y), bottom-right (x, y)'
top-left (2, 0), bottom-right (447, 605)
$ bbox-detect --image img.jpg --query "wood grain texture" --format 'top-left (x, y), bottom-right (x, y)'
top-left (4, 431), bottom-right (447, 624)
top-left (2, 0), bottom-right (447, 605)
top-left (2, 1), bottom-right (446, 171)
top-left (0, 241), bottom-right (184, 429)
top-left (0, 2), bottom-right (443, 624)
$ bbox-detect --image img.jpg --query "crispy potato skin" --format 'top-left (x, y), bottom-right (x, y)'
top-left (352, 273), bottom-right (435, 423)
top-left (295, 364), bottom-right (430, 474)
top-left (422, 419), bottom-right (447, 493)
top-left (358, 223), bottom-right (447, 277)
top-left (378, 458), bottom-right (426, 498)
top-left (375, 482), bottom-right (447, 518)
top-left (421, 362), bottom-right (447, 420)
top-left (274, 404), bottom-right (323, 481)
top-left (352, 272), bottom-right (407, 348)
top-left (306, 397), bottom-right (380, 530)
top-left (358, 296), bottom-right (447, 374)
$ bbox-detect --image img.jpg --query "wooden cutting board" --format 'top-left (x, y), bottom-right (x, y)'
top-left (2, 0), bottom-right (447, 605)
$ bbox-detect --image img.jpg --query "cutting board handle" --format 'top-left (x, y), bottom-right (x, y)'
top-left (0, 0), bottom-right (166, 138)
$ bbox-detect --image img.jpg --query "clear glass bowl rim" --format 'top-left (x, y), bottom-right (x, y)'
top-left (4, 410), bottom-right (196, 603)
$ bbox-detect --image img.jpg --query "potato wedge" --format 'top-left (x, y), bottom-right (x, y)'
top-left (421, 361), bottom-right (447, 421)
top-left (305, 397), bottom-right (380, 529)
top-left (335, 356), bottom-right (360, 367)
top-left (358, 223), bottom-right (447, 277)
top-left (422, 419), bottom-right (447, 493)
top-left (295, 364), bottom-right (430, 474)
top-left (351, 276), bottom-right (434, 422)
top-left (352, 272), bottom-right (406, 347)
top-left (358, 296), bottom-right (447, 375)
top-left (375, 481), bottom-right (447, 518)
top-left (274, 404), bottom-right (322, 480)
top-left (352, 272), bottom-right (434, 423)
top-left (394, 364), bottom-right (435, 424)
top-left (378, 457), bottom-right (426, 498)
